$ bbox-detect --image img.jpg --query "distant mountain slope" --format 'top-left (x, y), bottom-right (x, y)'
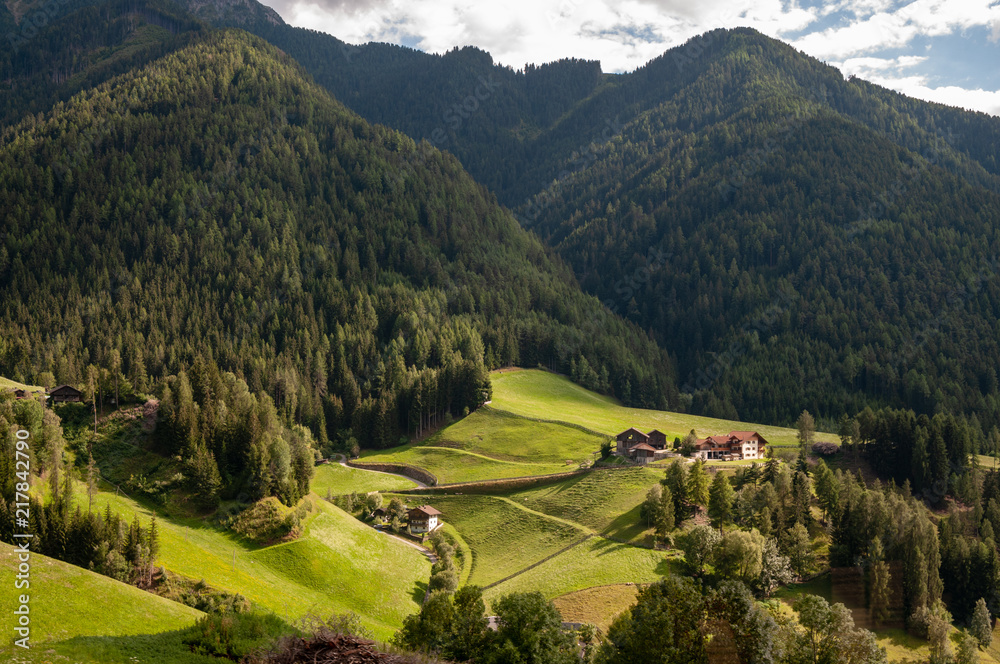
top-left (0, 29), bottom-right (677, 456)
top-left (221, 18), bottom-right (1000, 428)
top-left (0, 0), bottom-right (205, 127)
top-left (521, 31), bottom-right (1000, 427)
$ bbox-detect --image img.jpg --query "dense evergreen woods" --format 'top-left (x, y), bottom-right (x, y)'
top-left (213, 14), bottom-right (1000, 431)
top-left (0, 29), bottom-right (677, 460)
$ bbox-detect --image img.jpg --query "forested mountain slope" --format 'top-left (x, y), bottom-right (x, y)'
top-left (0, 29), bottom-right (677, 459)
top-left (216, 16), bottom-right (1000, 429)
top-left (521, 31), bottom-right (1000, 428)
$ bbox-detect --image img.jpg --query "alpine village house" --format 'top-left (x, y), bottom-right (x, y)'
top-left (615, 428), bottom-right (768, 463)
top-left (407, 505), bottom-right (442, 536)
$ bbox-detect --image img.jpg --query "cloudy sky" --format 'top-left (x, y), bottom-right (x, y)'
top-left (259, 0), bottom-right (1000, 116)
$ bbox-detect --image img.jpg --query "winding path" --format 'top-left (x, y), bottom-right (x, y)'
top-left (378, 529), bottom-right (438, 563)
top-left (330, 454), bottom-right (428, 488)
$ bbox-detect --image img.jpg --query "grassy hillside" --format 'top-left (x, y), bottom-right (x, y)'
top-left (503, 467), bottom-right (662, 544)
top-left (0, 543), bottom-right (210, 664)
top-left (360, 442), bottom-right (573, 484)
top-left (421, 407), bottom-right (607, 464)
top-left (81, 484), bottom-right (430, 639)
top-left (405, 494), bottom-right (586, 587)
top-left (481, 537), bottom-right (674, 608)
top-left (312, 462), bottom-right (418, 495)
top-left (492, 369), bottom-right (827, 446)
top-left (358, 368), bottom-right (810, 485)
top-left (0, 375), bottom-right (45, 393)
top-left (551, 585), bottom-right (641, 631)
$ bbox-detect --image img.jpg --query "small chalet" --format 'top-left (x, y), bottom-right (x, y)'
top-left (615, 427), bottom-right (648, 454)
top-left (47, 385), bottom-right (82, 404)
top-left (630, 443), bottom-right (657, 465)
top-left (407, 505), bottom-right (442, 535)
top-left (694, 431), bottom-right (767, 461)
top-left (646, 429), bottom-right (668, 449)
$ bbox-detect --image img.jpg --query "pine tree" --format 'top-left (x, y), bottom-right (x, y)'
top-left (708, 472), bottom-right (734, 530)
top-left (687, 460), bottom-right (709, 507)
top-left (971, 597), bottom-right (992, 648)
top-left (796, 410), bottom-right (815, 448)
top-left (148, 516), bottom-right (160, 561)
top-left (869, 537), bottom-right (891, 627)
top-left (86, 452), bottom-right (98, 513)
top-left (655, 485), bottom-right (675, 542)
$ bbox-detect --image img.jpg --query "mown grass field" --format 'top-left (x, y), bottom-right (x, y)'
top-left (403, 494), bottom-right (586, 587)
top-left (551, 584), bottom-right (641, 631)
top-left (0, 543), bottom-right (211, 664)
top-left (421, 407), bottom-right (607, 464)
top-left (503, 468), bottom-right (662, 544)
top-left (77, 483), bottom-right (430, 639)
top-left (360, 443), bottom-right (572, 484)
top-left (311, 461), bottom-right (417, 495)
top-left (491, 369), bottom-right (827, 446)
top-left (481, 537), bottom-right (676, 608)
top-left (0, 376), bottom-right (45, 393)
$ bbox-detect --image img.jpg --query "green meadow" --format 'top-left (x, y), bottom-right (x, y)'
top-left (482, 537), bottom-right (675, 608)
top-left (0, 543), bottom-right (210, 664)
top-left (79, 484), bottom-right (430, 640)
top-left (311, 461), bottom-right (418, 495)
top-left (491, 369), bottom-right (825, 446)
top-left (503, 467), bottom-right (663, 544)
top-left (360, 443), bottom-right (572, 484)
top-left (404, 494), bottom-right (587, 587)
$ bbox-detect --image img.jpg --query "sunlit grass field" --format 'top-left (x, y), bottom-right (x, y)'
top-left (482, 537), bottom-right (677, 608)
top-left (503, 467), bottom-right (663, 544)
top-left (0, 544), bottom-right (210, 664)
top-left (71, 482), bottom-right (430, 639)
top-left (402, 493), bottom-right (586, 587)
top-left (311, 461), bottom-right (418, 495)
top-left (491, 369), bottom-right (827, 446)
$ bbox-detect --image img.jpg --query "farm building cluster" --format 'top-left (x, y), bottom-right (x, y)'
top-left (374, 503), bottom-right (443, 536)
top-left (615, 427), bottom-right (768, 463)
top-left (5, 384), bottom-right (83, 403)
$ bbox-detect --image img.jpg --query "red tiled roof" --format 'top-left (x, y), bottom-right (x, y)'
top-left (729, 431), bottom-right (768, 445)
top-left (631, 443), bottom-right (656, 452)
top-left (408, 505), bottom-right (441, 517)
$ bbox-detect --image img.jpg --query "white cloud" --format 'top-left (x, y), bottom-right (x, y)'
top-left (857, 72), bottom-right (1000, 115)
top-left (793, 0), bottom-right (1000, 60)
top-left (260, 0), bottom-right (1000, 116)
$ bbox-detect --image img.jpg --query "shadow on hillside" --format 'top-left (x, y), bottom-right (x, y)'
top-left (412, 580), bottom-right (428, 604)
top-left (602, 505), bottom-right (645, 542)
top-left (54, 628), bottom-right (212, 663)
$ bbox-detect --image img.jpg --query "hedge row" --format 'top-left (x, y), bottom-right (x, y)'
top-left (345, 460), bottom-right (439, 486)
top-left (397, 466), bottom-right (636, 495)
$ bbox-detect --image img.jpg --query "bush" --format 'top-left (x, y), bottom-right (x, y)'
top-left (230, 497), bottom-right (299, 544)
top-left (183, 611), bottom-right (292, 659)
top-left (812, 442), bottom-right (840, 456)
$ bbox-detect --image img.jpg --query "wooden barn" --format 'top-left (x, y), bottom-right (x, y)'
top-left (47, 385), bottom-right (82, 403)
top-left (615, 427), bottom-right (649, 453)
